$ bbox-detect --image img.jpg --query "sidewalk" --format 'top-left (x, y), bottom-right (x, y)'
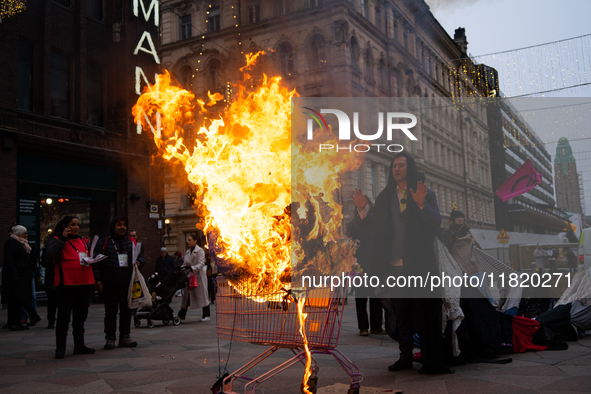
top-left (0, 297), bottom-right (590, 394)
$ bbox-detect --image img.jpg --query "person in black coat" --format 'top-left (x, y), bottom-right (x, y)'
top-left (41, 230), bottom-right (58, 330)
top-left (352, 152), bottom-right (451, 374)
top-left (2, 225), bottom-right (41, 330)
top-left (92, 216), bottom-right (145, 349)
top-left (155, 247), bottom-right (176, 280)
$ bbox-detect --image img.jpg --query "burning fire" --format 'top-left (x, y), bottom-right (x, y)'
top-left (133, 53), bottom-right (361, 300)
top-left (133, 52), bottom-right (361, 394)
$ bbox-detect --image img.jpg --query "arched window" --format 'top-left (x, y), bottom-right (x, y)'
top-left (308, 35), bottom-right (326, 70)
top-left (375, 7), bottom-right (383, 31)
top-left (350, 37), bottom-right (360, 71)
top-left (379, 57), bottom-right (388, 87)
top-left (365, 47), bottom-right (374, 81)
top-left (179, 65), bottom-right (193, 90)
top-left (208, 58), bottom-right (222, 92)
top-left (278, 42), bottom-right (294, 77)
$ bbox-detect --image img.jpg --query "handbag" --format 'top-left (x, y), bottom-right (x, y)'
top-left (188, 274), bottom-right (198, 290)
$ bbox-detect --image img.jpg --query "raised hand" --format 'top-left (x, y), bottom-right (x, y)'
top-left (351, 188), bottom-right (368, 211)
top-left (409, 181), bottom-right (427, 207)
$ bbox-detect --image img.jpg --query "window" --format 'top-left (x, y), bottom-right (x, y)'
top-left (308, 35), bottom-right (326, 69)
top-left (379, 57), bottom-right (387, 87)
top-left (208, 59), bottom-right (222, 92)
top-left (350, 37), bottom-right (360, 71)
top-left (365, 47), bottom-right (374, 81)
top-left (87, 0), bottom-right (104, 21)
top-left (248, 4), bottom-right (260, 23)
top-left (403, 32), bottom-right (408, 49)
top-left (278, 42), bottom-right (294, 77)
top-left (308, 0), bottom-right (321, 7)
top-left (275, 0), bottom-right (290, 15)
top-left (375, 7), bottom-right (383, 31)
top-left (18, 40), bottom-right (35, 111)
top-left (179, 15), bottom-right (191, 40)
top-left (53, 0), bottom-right (71, 7)
top-left (360, 0), bottom-right (368, 17)
top-left (180, 65), bottom-right (193, 89)
top-left (87, 64), bottom-right (103, 126)
top-left (51, 52), bottom-right (70, 119)
top-left (371, 162), bottom-right (379, 199)
top-left (207, 6), bottom-right (221, 32)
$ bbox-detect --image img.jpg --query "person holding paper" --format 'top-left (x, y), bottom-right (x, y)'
top-left (92, 217), bottom-right (145, 350)
top-left (45, 217), bottom-right (95, 359)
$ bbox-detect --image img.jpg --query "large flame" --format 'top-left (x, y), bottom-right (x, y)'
top-left (133, 54), bottom-right (361, 300)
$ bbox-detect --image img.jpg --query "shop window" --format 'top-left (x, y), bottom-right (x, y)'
top-left (18, 40), bottom-right (35, 111)
top-left (87, 63), bottom-right (104, 126)
top-left (208, 6), bottom-right (221, 32)
top-left (51, 52), bottom-right (70, 119)
top-left (278, 42), bottom-right (294, 77)
top-left (179, 14), bottom-right (192, 40)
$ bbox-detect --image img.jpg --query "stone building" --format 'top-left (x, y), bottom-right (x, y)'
top-left (0, 1), bottom-right (165, 276)
top-left (555, 137), bottom-right (584, 218)
top-left (158, 0), bottom-right (497, 252)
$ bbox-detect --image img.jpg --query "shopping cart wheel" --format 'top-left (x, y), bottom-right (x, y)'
top-left (300, 377), bottom-right (317, 394)
top-left (162, 319), bottom-right (170, 326)
top-left (147, 320), bottom-right (154, 328)
top-left (134, 319), bottom-right (141, 328)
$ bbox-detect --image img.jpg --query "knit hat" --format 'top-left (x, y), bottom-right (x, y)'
top-left (450, 210), bottom-right (465, 221)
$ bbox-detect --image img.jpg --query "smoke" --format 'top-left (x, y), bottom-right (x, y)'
top-left (425, 0), bottom-right (485, 12)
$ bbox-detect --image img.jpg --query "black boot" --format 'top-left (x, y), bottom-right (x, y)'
top-left (73, 333), bottom-right (95, 355)
top-left (55, 334), bottom-right (67, 359)
top-left (178, 308), bottom-right (187, 320)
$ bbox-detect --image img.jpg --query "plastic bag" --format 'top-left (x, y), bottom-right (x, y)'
top-left (128, 265), bottom-right (152, 309)
top-left (188, 274), bottom-right (198, 290)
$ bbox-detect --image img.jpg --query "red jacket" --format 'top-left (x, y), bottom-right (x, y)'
top-left (48, 236), bottom-right (95, 286)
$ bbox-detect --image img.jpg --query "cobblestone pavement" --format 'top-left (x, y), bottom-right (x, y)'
top-left (1, 297), bottom-right (590, 394)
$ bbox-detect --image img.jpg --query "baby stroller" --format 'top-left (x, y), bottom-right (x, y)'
top-left (134, 267), bottom-right (189, 328)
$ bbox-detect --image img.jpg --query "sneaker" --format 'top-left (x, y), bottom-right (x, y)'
top-left (370, 329), bottom-right (386, 335)
top-left (119, 335), bottom-right (137, 347)
top-left (200, 317), bottom-right (211, 322)
top-left (104, 337), bottom-right (115, 350)
top-left (359, 329), bottom-right (369, 336)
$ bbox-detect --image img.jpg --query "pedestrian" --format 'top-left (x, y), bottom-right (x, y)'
top-left (566, 248), bottom-right (577, 274)
top-left (442, 210), bottom-right (482, 276)
top-left (534, 245), bottom-right (545, 270)
top-left (41, 230), bottom-right (59, 329)
top-left (1, 225), bottom-right (42, 331)
top-left (549, 247), bottom-right (559, 273)
top-left (174, 251), bottom-right (184, 268)
top-left (45, 217), bottom-right (96, 359)
top-left (347, 197), bottom-right (385, 337)
top-left (92, 216), bottom-right (145, 349)
top-left (129, 230), bottom-right (145, 257)
top-left (155, 247), bottom-right (176, 280)
top-left (20, 243), bottom-right (41, 326)
top-left (178, 233), bottom-right (210, 322)
top-left (351, 152), bottom-right (451, 374)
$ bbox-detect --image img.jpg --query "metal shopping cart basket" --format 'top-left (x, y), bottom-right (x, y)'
top-left (215, 277), bottom-right (363, 394)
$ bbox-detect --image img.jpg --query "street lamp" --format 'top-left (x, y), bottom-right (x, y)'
top-left (164, 218), bottom-right (171, 243)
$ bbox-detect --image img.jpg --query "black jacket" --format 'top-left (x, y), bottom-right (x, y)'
top-left (1, 238), bottom-right (36, 303)
top-left (155, 254), bottom-right (176, 279)
top-left (92, 217), bottom-right (145, 286)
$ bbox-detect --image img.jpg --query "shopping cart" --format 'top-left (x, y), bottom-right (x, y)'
top-left (215, 277), bottom-right (363, 394)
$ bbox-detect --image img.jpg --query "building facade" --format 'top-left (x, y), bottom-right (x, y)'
top-left (555, 137), bottom-right (584, 217)
top-left (0, 0), bottom-right (166, 277)
top-left (157, 0), bottom-right (497, 253)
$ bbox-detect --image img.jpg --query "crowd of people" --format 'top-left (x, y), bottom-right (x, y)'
top-left (2, 217), bottom-right (216, 360)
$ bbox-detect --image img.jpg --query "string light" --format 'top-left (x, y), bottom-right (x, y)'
top-left (0, 0), bottom-right (26, 19)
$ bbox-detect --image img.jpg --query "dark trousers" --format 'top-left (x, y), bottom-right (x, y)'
top-left (56, 285), bottom-right (92, 338)
top-left (203, 305), bottom-right (211, 318)
top-left (7, 287), bottom-right (37, 326)
top-left (355, 297), bottom-right (383, 330)
top-left (390, 297), bottom-right (445, 368)
top-left (103, 282), bottom-right (132, 339)
top-left (46, 290), bottom-right (57, 324)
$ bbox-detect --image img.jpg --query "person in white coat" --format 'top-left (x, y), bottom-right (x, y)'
top-left (178, 233), bottom-right (211, 321)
